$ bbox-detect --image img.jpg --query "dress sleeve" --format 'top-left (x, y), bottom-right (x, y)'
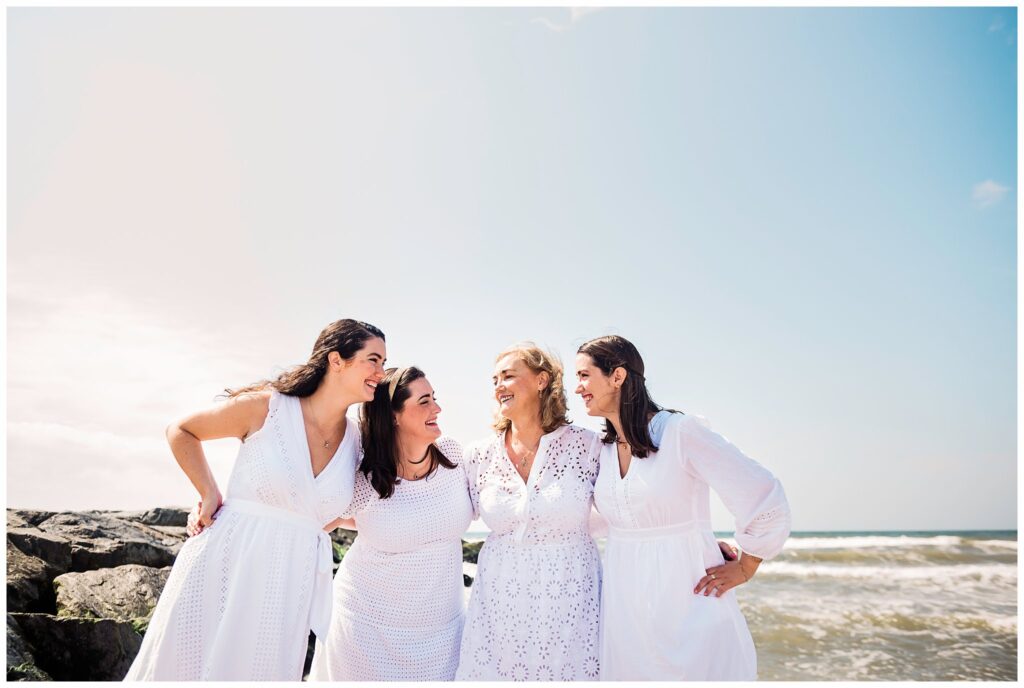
top-left (460, 440), bottom-right (483, 521)
top-left (585, 429), bottom-right (602, 486)
top-left (678, 416), bottom-right (791, 560)
top-left (342, 470), bottom-right (374, 520)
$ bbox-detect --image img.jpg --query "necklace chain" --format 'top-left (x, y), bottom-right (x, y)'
top-left (304, 398), bottom-right (336, 450)
top-left (399, 447), bottom-right (431, 480)
top-left (511, 438), bottom-right (540, 471)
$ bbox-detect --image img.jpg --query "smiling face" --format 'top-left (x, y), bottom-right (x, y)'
top-left (394, 376), bottom-right (442, 444)
top-left (574, 352), bottom-right (621, 418)
top-left (493, 354), bottom-right (548, 424)
top-left (337, 336), bottom-right (387, 402)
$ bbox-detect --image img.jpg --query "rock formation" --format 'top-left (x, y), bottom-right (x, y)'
top-left (6, 508), bottom-right (482, 681)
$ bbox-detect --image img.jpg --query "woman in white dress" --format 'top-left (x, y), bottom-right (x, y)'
top-left (125, 319), bottom-right (386, 681)
top-left (574, 335), bottom-right (791, 681)
top-left (308, 366), bottom-right (474, 681)
top-left (456, 343), bottom-right (604, 681)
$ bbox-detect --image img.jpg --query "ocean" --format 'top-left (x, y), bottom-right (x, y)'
top-left (463, 530), bottom-right (1018, 681)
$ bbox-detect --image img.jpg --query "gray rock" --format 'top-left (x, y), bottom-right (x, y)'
top-left (329, 527), bottom-right (357, 549)
top-left (6, 528), bottom-right (72, 572)
top-left (150, 525), bottom-right (187, 539)
top-left (54, 565), bottom-right (170, 622)
top-left (7, 511), bottom-right (56, 529)
top-left (8, 612), bottom-right (142, 681)
top-left (462, 539), bottom-right (483, 563)
top-left (35, 512), bottom-right (184, 571)
top-left (6, 542), bottom-right (58, 613)
top-left (7, 614), bottom-right (50, 681)
top-left (101, 507), bottom-right (189, 528)
top-left (136, 507), bottom-right (190, 527)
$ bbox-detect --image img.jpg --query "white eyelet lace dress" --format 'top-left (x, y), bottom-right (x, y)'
top-left (307, 437), bottom-right (474, 681)
top-left (594, 411), bottom-right (791, 680)
top-left (124, 391), bottom-right (358, 681)
top-left (455, 424), bottom-right (603, 681)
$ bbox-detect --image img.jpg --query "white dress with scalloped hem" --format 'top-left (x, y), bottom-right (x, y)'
top-left (308, 436), bottom-right (474, 681)
top-left (456, 424), bottom-right (604, 682)
top-left (594, 410), bottom-right (791, 680)
top-left (125, 391), bottom-right (357, 681)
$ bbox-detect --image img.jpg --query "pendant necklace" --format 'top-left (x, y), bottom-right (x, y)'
top-left (305, 398), bottom-right (334, 449)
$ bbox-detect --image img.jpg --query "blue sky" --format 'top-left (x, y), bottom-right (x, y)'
top-left (7, 7), bottom-right (1017, 530)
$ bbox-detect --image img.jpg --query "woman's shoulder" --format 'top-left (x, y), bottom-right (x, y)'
top-left (435, 435), bottom-right (464, 460)
top-left (562, 423), bottom-right (600, 442)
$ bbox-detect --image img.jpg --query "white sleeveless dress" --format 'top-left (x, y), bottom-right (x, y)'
top-left (308, 437), bottom-right (474, 681)
top-left (125, 391), bottom-right (358, 681)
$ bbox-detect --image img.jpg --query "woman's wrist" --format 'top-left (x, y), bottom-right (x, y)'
top-left (738, 552), bottom-right (761, 581)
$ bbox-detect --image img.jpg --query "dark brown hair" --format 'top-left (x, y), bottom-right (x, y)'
top-left (359, 366), bottom-right (456, 499)
top-left (226, 319), bottom-right (385, 398)
top-left (577, 335), bottom-right (677, 458)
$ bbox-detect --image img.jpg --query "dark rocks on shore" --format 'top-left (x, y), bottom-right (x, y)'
top-left (6, 507), bottom-right (483, 681)
top-left (8, 613), bottom-right (142, 681)
top-left (55, 565), bottom-right (171, 621)
top-left (34, 511), bottom-right (186, 572)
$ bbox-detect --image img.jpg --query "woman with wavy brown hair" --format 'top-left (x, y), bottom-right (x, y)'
top-left (126, 319), bottom-right (386, 681)
top-left (456, 343), bottom-right (604, 681)
top-left (308, 366), bottom-right (473, 681)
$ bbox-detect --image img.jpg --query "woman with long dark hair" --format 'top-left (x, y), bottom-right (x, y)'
top-left (308, 366), bottom-right (473, 681)
top-left (125, 319), bottom-right (386, 681)
top-left (574, 335), bottom-right (791, 680)
top-left (456, 343), bottom-right (604, 681)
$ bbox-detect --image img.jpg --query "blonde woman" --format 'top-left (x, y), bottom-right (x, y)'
top-left (456, 344), bottom-right (603, 681)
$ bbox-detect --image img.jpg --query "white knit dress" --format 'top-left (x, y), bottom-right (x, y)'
top-left (308, 437), bottom-right (474, 681)
top-left (456, 424), bottom-right (604, 681)
top-left (595, 411), bottom-right (791, 680)
top-left (125, 391), bottom-right (357, 681)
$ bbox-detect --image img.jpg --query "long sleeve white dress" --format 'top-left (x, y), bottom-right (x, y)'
top-left (125, 391), bottom-right (357, 681)
top-left (307, 437), bottom-right (474, 681)
top-left (456, 424), bottom-right (604, 681)
top-left (594, 411), bottom-right (791, 680)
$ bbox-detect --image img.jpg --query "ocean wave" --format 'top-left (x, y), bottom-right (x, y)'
top-left (775, 547), bottom-right (1016, 566)
top-left (781, 535), bottom-right (1015, 550)
top-left (760, 561), bottom-right (1018, 584)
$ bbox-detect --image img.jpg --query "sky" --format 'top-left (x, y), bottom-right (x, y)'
top-left (7, 7), bottom-right (1017, 531)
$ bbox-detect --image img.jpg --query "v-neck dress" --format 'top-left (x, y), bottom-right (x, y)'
top-left (455, 424), bottom-right (604, 681)
top-left (125, 391), bottom-right (358, 681)
top-left (308, 437), bottom-right (474, 681)
top-left (593, 411), bottom-right (791, 680)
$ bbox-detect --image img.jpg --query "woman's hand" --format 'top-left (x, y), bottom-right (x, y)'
top-left (185, 490), bottom-right (223, 537)
top-left (694, 555), bottom-right (760, 597)
top-left (718, 540), bottom-right (738, 561)
top-left (185, 501), bottom-right (203, 537)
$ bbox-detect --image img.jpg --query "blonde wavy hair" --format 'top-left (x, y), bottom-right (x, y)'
top-left (492, 342), bottom-right (570, 434)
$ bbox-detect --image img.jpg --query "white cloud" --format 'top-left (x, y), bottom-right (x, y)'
top-left (971, 179), bottom-right (1009, 208)
top-left (989, 16), bottom-right (1005, 33)
top-left (571, 7), bottom-right (605, 24)
top-left (531, 16), bottom-right (566, 33)
top-left (532, 7), bottom-right (606, 33)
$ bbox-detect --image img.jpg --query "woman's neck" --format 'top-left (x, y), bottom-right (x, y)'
top-left (508, 415), bottom-right (545, 446)
top-left (607, 413), bottom-right (625, 442)
top-left (307, 384), bottom-right (351, 430)
top-left (396, 435), bottom-right (432, 465)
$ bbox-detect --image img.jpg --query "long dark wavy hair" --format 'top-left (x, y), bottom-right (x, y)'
top-left (359, 366), bottom-right (457, 499)
top-left (577, 335), bottom-right (678, 458)
top-left (226, 319), bottom-right (385, 398)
